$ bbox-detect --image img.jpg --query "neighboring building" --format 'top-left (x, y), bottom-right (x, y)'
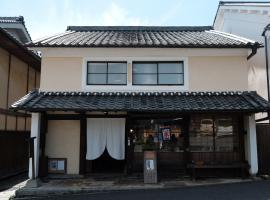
top-left (0, 17), bottom-right (40, 179)
top-left (11, 26), bottom-right (270, 179)
top-left (213, 1), bottom-right (270, 121)
top-left (0, 16), bottom-right (32, 43)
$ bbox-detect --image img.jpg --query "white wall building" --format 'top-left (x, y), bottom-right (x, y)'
top-left (214, 1), bottom-right (270, 121)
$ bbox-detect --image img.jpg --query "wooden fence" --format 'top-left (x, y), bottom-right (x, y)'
top-left (0, 131), bottom-right (30, 179)
top-left (257, 123), bottom-right (270, 175)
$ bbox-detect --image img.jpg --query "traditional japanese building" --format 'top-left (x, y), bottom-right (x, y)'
top-left (11, 26), bottom-right (270, 179)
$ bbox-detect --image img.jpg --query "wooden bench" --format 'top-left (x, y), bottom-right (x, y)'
top-left (187, 162), bottom-right (250, 180)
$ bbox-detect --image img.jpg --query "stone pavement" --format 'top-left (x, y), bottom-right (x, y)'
top-left (0, 180), bottom-right (27, 200)
top-left (15, 176), bottom-right (255, 198)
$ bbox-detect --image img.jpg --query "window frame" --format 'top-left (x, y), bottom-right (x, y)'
top-left (86, 61), bottom-right (127, 85)
top-left (132, 61), bottom-right (184, 86)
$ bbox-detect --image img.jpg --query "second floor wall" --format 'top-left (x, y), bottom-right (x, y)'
top-left (0, 47), bottom-right (40, 131)
top-left (39, 48), bottom-right (250, 92)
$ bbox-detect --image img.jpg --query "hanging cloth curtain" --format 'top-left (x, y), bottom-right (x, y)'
top-left (86, 118), bottom-right (106, 160)
top-left (106, 118), bottom-right (126, 160)
top-left (86, 118), bottom-right (126, 160)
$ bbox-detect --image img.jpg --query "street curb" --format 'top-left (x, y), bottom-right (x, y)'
top-left (15, 178), bottom-right (262, 198)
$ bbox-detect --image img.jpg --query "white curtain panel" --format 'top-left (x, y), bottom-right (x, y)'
top-left (86, 118), bottom-right (126, 160)
top-left (86, 118), bottom-right (106, 160)
top-left (106, 118), bottom-right (126, 160)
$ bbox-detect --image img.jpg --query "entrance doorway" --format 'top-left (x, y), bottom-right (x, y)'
top-left (85, 118), bottom-right (126, 174)
top-left (90, 149), bottom-right (126, 173)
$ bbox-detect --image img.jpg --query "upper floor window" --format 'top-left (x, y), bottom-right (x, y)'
top-left (132, 62), bottom-right (184, 85)
top-left (87, 62), bottom-right (127, 85)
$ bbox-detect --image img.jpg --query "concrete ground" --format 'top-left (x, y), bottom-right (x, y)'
top-left (0, 173), bottom-right (28, 200)
top-left (13, 180), bottom-right (270, 200)
top-left (14, 176), bottom-right (257, 199)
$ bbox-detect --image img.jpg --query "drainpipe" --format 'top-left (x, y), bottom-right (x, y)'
top-left (262, 24), bottom-right (270, 121)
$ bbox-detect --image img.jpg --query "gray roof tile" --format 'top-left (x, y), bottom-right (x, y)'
top-left (11, 90), bottom-right (270, 113)
top-left (28, 26), bottom-right (261, 48)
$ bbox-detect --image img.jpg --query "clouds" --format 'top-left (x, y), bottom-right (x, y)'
top-left (101, 2), bottom-right (148, 26)
top-left (0, 0), bottom-right (211, 40)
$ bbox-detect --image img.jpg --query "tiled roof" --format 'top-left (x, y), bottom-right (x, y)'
top-left (0, 16), bottom-right (32, 42)
top-left (27, 26), bottom-right (261, 48)
top-left (0, 16), bottom-right (24, 24)
top-left (11, 90), bottom-right (270, 113)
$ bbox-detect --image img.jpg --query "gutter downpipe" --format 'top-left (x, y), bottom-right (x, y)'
top-left (247, 46), bottom-right (257, 60)
top-left (257, 25), bottom-right (270, 123)
top-left (263, 33), bottom-right (270, 103)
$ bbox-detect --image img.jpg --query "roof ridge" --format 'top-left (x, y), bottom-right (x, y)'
top-left (66, 26), bottom-right (213, 32)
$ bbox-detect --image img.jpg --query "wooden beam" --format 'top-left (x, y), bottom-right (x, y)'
top-left (47, 114), bottom-right (81, 120)
top-left (79, 113), bottom-right (87, 175)
top-left (47, 114), bottom-right (127, 120)
top-left (0, 108), bottom-right (31, 117)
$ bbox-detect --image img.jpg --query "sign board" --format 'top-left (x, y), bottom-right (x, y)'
top-left (144, 151), bottom-right (157, 183)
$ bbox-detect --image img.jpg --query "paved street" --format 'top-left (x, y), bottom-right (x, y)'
top-left (14, 180), bottom-right (270, 200)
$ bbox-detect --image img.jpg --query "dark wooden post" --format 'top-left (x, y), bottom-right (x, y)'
top-left (183, 114), bottom-right (191, 169)
top-left (39, 113), bottom-right (48, 177)
top-left (79, 113), bottom-right (87, 175)
top-left (238, 115), bottom-right (245, 162)
top-left (125, 115), bottom-right (133, 174)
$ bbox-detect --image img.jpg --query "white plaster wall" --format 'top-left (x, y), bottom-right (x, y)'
top-left (37, 48), bottom-right (249, 92)
top-left (45, 120), bottom-right (80, 174)
top-left (214, 6), bottom-right (270, 120)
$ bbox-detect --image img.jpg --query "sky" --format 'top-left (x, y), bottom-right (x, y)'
top-left (1, 0), bottom-right (269, 40)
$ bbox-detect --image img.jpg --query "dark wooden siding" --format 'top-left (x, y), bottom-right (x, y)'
top-left (0, 47), bottom-right (40, 179)
top-left (0, 130), bottom-right (30, 179)
top-left (257, 123), bottom-right (270, 175)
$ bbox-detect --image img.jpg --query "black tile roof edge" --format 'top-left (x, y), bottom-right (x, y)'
top-left (219, 1), bottom-right (270, 5)
top-left (66, 26), bottom-right (214, 32)
top-left (10, 90), bottom-right (270, 112)
top-left (10, 89), bottom-right (39, 109)
top-left (35, 90), bottom-right (256, 96)
top-left (26, 43), bottom-right (261, 49)
top-left (0, 16), bottom-right (25, 24)
top-left (0, 27), bottom-right (41, 63)
top-left (0, 16), bottom-right (32, 42)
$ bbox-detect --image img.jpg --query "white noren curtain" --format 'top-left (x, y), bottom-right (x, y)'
top-left (86, 118), bottom-right (125, 160)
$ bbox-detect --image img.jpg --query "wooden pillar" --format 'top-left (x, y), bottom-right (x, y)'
top-left (212, 115), bottom-right (216, 162)
top-left (39, 113), bottom-right (48, 177)
top-left (183, 114), bottom-right (191, 166)
top-left (24, 65), bottom-right (30, 131)
top-left (4, 53), bottom-right (11, 131)
top-left (125, 115), bottom-right (133, 174)
top-left (79, 113), bottom-right (86, 175)
top-left (238, 115), bottom-right (245, 162)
